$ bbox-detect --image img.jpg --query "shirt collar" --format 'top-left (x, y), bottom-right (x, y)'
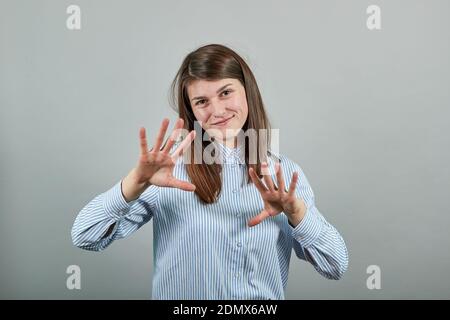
top-left (213, 141), bottom-right (245, 165)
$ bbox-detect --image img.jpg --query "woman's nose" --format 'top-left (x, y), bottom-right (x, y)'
top-left (210, 99), bottom-right (227, 116)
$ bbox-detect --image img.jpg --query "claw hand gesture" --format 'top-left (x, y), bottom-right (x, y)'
top-left (121, 118), bottom-right (196, 202)
top-left (248, 162), bottom-right (307, 228)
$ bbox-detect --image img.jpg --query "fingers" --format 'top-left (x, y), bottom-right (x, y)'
top-left (162, 118), bottom-right (184, 154)
top-left (288, 172), bottom-right (299, 198)
top-left (171, 130), bottom-right (196, 159)
top-left (261, 162), bottom-right (275, 191)
top-left (167, 178), bottom-right (196, 192)
top-left (139, 127), bottom-right (149, 157)
top-left (248, 210), bottom-right (270, 227)
top-left (249, 167), bottom-right (268, 194)
top-left (153, 118), bottom-right (170, 152)
top-left (251, 163), bottom-right (277, 193)
top-left (275, 162), bottom-right (286, 194)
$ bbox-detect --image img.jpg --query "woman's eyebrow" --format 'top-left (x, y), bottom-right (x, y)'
top-left (191, 83), bottom-right (233, 101)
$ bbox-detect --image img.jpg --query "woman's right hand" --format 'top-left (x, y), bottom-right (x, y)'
top-left (121, 118), bottom-right (196, 202)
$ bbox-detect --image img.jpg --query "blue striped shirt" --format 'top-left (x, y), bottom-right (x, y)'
top-left (71, 142), bottom-right (349, 299)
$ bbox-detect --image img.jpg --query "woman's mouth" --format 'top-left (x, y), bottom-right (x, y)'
top-left (212, 115), bottom-right (235, 127)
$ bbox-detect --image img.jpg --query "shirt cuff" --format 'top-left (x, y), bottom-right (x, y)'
top-left (102, 180), bottom-right (137, 221)
top-left (290, 206), bottom-right (324, 248)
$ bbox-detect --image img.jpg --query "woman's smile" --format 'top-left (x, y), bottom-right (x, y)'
top-left (211, 115), bottom-right (235, 127)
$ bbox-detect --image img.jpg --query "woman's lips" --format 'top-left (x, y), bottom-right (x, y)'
top-left (212, 115), bottom-right (234, 127)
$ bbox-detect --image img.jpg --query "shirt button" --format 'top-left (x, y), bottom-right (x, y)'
top-left (232, 189), bottom-right (238, 193)
top-left (235, 273), bottom-right (240, 278)
top-left (237, 242), bottom-right (242, 247)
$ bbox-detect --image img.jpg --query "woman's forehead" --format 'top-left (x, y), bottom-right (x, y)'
top-left (187, 78), bottom-right (240, 96)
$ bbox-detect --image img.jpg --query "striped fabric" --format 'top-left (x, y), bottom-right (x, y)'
top-left (71, 142), bottom-right (348, 299)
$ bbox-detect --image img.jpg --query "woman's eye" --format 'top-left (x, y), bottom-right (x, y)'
top-left (195, 99), bottom-right (206, 106)
top-left (221, 89), bottom-right (232, 96)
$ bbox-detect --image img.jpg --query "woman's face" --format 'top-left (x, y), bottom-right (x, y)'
top-left (187, 78), bottom-right (248, 147)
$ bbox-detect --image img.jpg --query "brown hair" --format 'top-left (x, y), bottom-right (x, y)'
top-left (170, 44), bottom-right (271, 203)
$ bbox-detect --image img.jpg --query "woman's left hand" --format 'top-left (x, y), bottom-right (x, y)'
top-left (248, 162), bottom-right (307, 228)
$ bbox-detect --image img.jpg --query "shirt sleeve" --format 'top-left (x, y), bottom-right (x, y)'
top-left (71, 179), bottom-right (159, 251)
top-left (281, 157), bottom-right (349, 280)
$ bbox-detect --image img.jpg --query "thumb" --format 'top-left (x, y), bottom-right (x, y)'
top-left (168, 178), bottom-right (196, 192)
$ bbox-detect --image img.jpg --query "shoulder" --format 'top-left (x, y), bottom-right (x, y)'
top-left (268, 150), bottom-right (301, 174)
top-left (267, 150), bottom-right (313, 187)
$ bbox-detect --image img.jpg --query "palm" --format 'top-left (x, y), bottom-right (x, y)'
top-left (136, 152), bottom-right (174, 185)
top-left (146, 165), bottom-right (175, 187)
top-left (260, 193), bottom-right (284, 216)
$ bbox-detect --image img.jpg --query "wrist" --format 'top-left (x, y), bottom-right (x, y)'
top-left (122, 168), bottom-right (151, 202)
top-left (288, 199), bottom-right (306, 227)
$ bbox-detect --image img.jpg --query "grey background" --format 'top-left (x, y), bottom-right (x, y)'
top-left (1, 0), bottom-right (449, 299)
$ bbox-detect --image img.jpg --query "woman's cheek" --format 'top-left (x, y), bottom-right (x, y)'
top-left (196, 110), bottom-right (211, 124)
top-left (230, 96), bottom-right (246, 112)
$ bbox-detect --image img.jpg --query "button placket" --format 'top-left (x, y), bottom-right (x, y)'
top-left (231, 152), bottom-right (241, 195)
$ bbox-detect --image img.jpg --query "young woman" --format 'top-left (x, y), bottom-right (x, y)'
top-left (71, 44), bottom-right (349, 299)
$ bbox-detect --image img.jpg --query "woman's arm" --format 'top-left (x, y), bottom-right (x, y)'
top-left (70, 178), bottom-right (159, 251)
top-left (71, 119), bottom-right (196, 251)
top-left (289, 163), bottom-right (349, 280)
top-left (290, 203), bottom-right (349, 280)
top-left (248, 154), bottom-right (349, 280)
